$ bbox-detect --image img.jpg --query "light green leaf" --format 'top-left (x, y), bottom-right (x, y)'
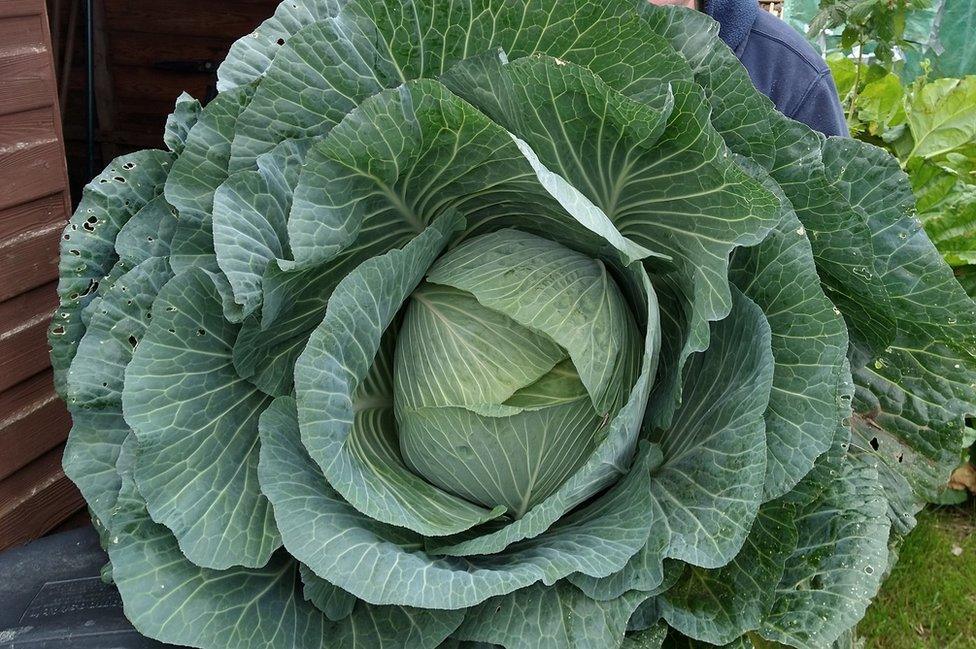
top-left (394, 282), bottom-right (565, 413)
top-left (909, 157), bottom-right (961, 214)
top-left (857, 72), bottom-right (906, 133)
top-left (62, 257), bottom-right (174, 528)
top-left (260, 396), bottom-right (655, 609)
top-left (823, 138), bottom-right (976, 526)
top-left (503, 359), bottom-right (589, 408)
top-left (294, 213), bottom-right (506, 536)
top-left (426, 228), bottom-right (642, 415)
top-left (164, 92), bottom-right (202, 155)
top-left (216, 0), bottom-right (343, 92)
top-left (213, 139), bottom-right (308, 322)
top-left (454, 582), bottom-right (647, 649)
top-left (826, 54), bottom-right (857, 103)
top-left (658, 498), bottom-right (797, 645)
top-left (108, 474), bottom-right (462, 649)
top-left (920, 195), bottom-right (976, 266)
top-left (649, 287), bottom-right (773, 569)
top-left (729, 158), bottom-right (850, 500)
top-left (907, 76), bottom-right (976, 161)
top-left (399, 399), bottom-right (601, 518)
top-left (50, 149), bottom-right (174, 395)
top-left (426, 266), bottom-right (660, 557)
top-left (298, 564), bottom-right (356, 621)
top-left (165, 84), bottom-right (255, 272)
top-left (759, 454), bottom-right (890, 649)
top-left (123, 267), bottom-right (278, 569)
top-left (115, 195), bottom-right (179, 267)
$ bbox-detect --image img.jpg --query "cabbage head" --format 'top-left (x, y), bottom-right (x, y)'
top-left (51, 2), bottom-right (976, 648)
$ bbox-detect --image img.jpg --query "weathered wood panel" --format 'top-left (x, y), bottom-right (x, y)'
top-left (54, 0), bottom-right (279, 199)
top-left (0, 0), bottom-right (74, 551)
top-left (0, 222), bottom-right (61, 302)
top-left (103, 0), bottom-right (274, 39)
top-left (0, 369), bottom-right (69, 481)
top-left (0, 445), bottom-right (85, 549)
top-left (0, 281), bottom-right (59, 394)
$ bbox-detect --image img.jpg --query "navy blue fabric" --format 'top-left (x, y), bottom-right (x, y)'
top-left (705, 1), bottom-right (849, 136)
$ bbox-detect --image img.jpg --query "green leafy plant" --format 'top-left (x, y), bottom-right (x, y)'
top-left (830, 57), bottom-right (976, 281)
top-left (808, 0), bottom-right (931, 65)
top-left (903, 0), bottom-right (976, 80)
top-left (51, 2), bottom-right (976, 648)
top-left (829, 60), bottom-right (976, 505)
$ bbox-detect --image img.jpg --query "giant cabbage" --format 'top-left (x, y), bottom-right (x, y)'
top-left (51, 2), bottom-right (976, 647)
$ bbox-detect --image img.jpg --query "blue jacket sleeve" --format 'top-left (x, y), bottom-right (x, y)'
top-left (789, 71), bottom-right (849, 137)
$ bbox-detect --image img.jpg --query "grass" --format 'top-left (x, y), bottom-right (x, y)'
top-left (857, 500), bottom-right (976, 648)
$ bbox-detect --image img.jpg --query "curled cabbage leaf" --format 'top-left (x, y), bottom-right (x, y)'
top-left (52, 2), bottom-right (976, 648)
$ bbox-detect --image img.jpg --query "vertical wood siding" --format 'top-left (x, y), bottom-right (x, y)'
top-left (55, 0), bottom-right (280, 201)
top-left (0, 0), bottom-right (77, 550)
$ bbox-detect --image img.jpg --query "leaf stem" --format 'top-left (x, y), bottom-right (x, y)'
top-left (848, 43), bottom-right (864, 124)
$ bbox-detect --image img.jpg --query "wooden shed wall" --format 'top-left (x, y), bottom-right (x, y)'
top-left (0, 1), bottom-right (283, 550)
top-left (53, 0), bottom-right (280, 201)
top-left (0, 0), bottom-right (77, 551)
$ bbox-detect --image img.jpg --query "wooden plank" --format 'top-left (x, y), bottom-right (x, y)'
top-left (0, 53), bottom-right (52, 90)
top-left (92, 0), bottom-right (116, 161)
top-left (0, 220), bottom-right (62, 302)
top-left (0, 280), bottom-right (59, 393)
top-left (103, 0), bottom-right (274, 39)
top-left (0, 369), bottom-right (70, 481)
top-left (0, 0), bottom-right (44, 20)
top-left (0, 104), bottom-right (57, 154)
top-left (64, 124), bottom-right (162, 149)
top-left (0, 4), bottom-right (70, 217)
top-left (107, 29), bottom-right (235, 67)
top-left (0, 191), bottom-right (66, 240)
top-left (0, 12), bottom-right (51, 120)
top-left (58, 0), bottom-right (78, 119)
top-left (0, 0), bottom-right (76, 548)
top-left (0, 140), bottom-right (69, 211)
top-left (0, 444), bottom-right (84, 551)
top-left (0, 77), bottom-right (50, 115)
top-left (0, 13), bottom-right (45, 52)
top-left (110, 64), bottom-right (212, 104)
top-left (50, 0), bottom-right (63, 75)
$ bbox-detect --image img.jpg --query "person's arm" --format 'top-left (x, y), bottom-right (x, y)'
top-left (789, 70), bottom-right (849, 137)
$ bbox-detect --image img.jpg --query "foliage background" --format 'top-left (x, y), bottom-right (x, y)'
top-left (783, 1), bottom-right (976, 644)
